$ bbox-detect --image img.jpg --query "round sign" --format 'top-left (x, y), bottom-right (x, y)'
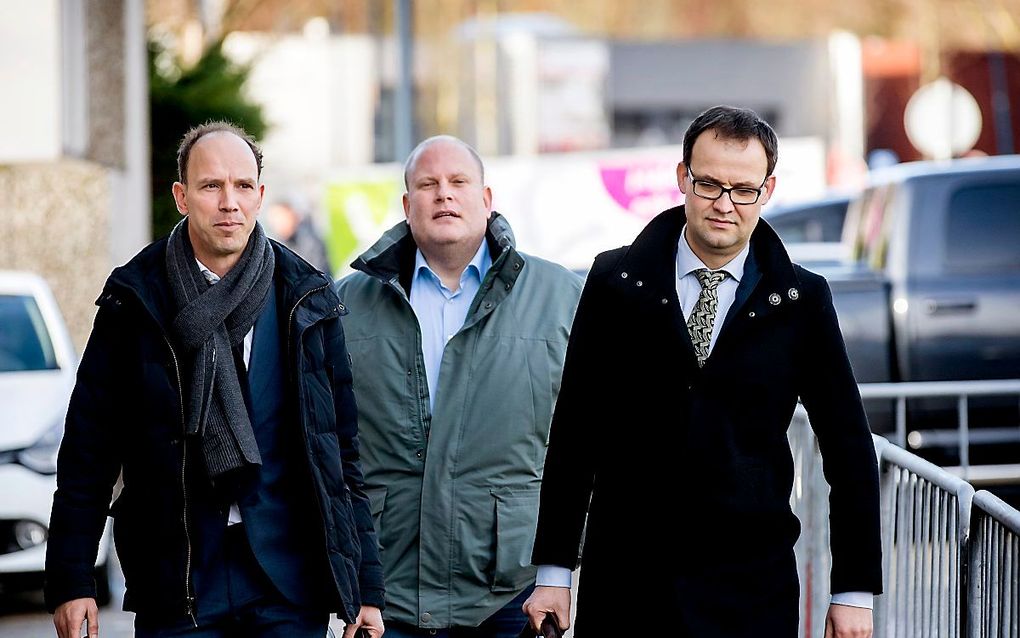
top-left (904, 77), bottom-right (982, 159)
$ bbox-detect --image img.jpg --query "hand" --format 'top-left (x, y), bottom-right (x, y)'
top-left (342, 605), bottom-right (384, 638)
top-left (824, 603), bottom-right (872, 638)
top-left (522, 585), bottom-right (570, 633)
top-left (54, 598), bottom-right (99, 638)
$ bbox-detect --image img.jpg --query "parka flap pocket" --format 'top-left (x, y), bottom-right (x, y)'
top-left (490, 487), bottom-right (540, 592)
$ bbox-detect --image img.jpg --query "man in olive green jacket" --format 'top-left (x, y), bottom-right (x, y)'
top-left (335, 136), bottom-right (582, 637)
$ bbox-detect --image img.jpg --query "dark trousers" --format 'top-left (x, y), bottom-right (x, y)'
top-left (384, 587), bottom-right (534, 638)
top-left (134, 524), bottom-right (329, 638)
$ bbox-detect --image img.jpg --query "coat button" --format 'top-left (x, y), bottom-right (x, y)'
top-left (661, 298), bottom-right (668, 305)
top-left (485, 302), bottom-right (493, 309)
top-left (635, 280), bottom-right (643, 287)
top-left (421, 612), bottom-right (432, 623)
top-left (788, 287), bottom-right (799, 301)
top-left (513, 261), bottom-right (522, 270)
top-left (504, 282), bottom-right (511, 290)
top-left (748, 311), bottom-right (756, 318)
top-left (769, 293), bottom-right (781, 306)
top-left (415, 450), bottom-right (423, 459)
top-left (620, 272), bottom-right (629, 279)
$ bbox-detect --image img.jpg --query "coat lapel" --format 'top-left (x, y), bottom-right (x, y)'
top-left (607, 207), bottom-right (699, 368)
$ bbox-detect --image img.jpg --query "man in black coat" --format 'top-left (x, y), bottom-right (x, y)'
top-left (45, 122), bottom-right (384, 638)
top-left (523, 106), bottom-right (882, 637)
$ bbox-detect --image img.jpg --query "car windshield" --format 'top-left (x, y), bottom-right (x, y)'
top-left (0, 294), bottom-right (58, 372)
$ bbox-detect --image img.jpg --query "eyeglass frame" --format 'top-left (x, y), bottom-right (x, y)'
top-left (686, 168), bottom-right (770, 205)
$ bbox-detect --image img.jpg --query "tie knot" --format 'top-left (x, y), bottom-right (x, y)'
top-left (694, 268), bottom-right (727, 290)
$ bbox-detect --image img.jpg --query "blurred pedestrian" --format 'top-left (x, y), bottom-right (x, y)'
top-left (265, 196), bottom-right (334, 275)
top-left (524, 106), bottom-right (882, 638)
top-left (335, 135), bottom-right (582, 638)
top-left (45, 121), bottom-right (384, 638)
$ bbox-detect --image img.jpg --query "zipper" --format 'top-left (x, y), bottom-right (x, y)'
top-left (385, 277), bottom-right (431, 440)
top-left (287, 283), bottom-right (330, 353)
top-left (161, 333), bottom-right (197, 627)
top-left (287, 282), bottom-right (356, 618)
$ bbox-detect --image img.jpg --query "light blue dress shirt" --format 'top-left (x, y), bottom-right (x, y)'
top-left (408, 240), bottom-right (491, 413)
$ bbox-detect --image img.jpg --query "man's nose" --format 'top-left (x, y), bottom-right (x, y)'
top-left (713, 191), bottom-right (736, 213)
top-left (219, 186), bottom-right (239, 211)
top-left (434, 181), bottom-right (453, 201)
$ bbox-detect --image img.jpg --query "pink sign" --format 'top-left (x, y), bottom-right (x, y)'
top-left (599, 160), bottom-right (684, 220)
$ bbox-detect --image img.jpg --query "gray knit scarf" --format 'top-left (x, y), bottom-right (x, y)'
top-left (165, 218), bottom-right (275, 479)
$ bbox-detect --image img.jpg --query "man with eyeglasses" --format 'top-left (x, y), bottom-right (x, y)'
top-left (524, 106), bottom-right (881, 637)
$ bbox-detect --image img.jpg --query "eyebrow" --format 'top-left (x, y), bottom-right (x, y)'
top-left (690, 169), bottom-right (761, 188)
top-left (193, 177), bottom-right (257, 186)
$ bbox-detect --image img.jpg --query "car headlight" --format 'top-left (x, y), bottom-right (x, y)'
top-left (15, 421), bottom-right (63, 475)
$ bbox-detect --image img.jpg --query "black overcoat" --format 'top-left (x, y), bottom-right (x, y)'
top-left (532, 206), bottom-right (882, 636)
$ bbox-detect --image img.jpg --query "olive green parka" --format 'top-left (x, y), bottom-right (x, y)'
top-left (335, 213), bottom-right (582, 628)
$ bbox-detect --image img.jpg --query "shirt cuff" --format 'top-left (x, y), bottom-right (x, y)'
top-left (831, 592), bottom-right (874, 609)
top-left (535, 565), bottom-right (572, 588)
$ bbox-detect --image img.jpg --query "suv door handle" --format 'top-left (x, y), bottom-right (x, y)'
top-left (924, 297), bottom-right (977, 315)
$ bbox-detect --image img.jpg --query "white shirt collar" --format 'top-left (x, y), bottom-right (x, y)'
top-left (676, 225), bottom-right (749, 283)
top-left (195, 259), bottom-right (220, 285)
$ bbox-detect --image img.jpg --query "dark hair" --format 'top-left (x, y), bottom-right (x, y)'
top-left (176, 120), bottom-right (263, 184)
top-left (682, 106), bottom-right (779, 177)
top-left (403, 135), bottom-right (485, 190)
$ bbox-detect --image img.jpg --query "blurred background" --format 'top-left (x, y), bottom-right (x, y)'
top-left (0, 1), bottom-right (1018, 634)
top-left (2, 0), bottom-right (1018, 349)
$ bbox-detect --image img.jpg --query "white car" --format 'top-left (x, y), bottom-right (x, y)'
top-left (0, 271), bottom-right (113, 604)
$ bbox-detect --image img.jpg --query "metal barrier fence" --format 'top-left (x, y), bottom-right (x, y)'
top-left (970, 490), bottom-right (1020, 638)
top-left (790, 402), bottom-right (1020, 638)
top-left (857, 379), bottom-right (1020, 481)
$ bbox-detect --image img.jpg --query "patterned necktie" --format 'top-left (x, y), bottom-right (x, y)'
top-left (686, 269), bottom-right (727, 367)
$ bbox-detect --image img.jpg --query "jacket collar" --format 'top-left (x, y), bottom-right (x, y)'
top-left (352, 211), bottom-right (519, 295)
top-left (609, 205), bottom-right (801, 300)
top-left (606, 206), bottom-right (803, 370)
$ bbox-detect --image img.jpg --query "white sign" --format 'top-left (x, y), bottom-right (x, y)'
top-left (904, 78), bottom-right (982, 159)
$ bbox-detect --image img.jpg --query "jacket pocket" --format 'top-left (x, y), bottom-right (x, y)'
top-left (490, 487), bottom-right (540, 592)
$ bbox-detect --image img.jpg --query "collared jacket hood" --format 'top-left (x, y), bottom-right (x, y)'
top-left (336, 213), bottom-right (583, 628)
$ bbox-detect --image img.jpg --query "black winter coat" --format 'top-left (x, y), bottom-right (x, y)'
top-left (44, 238), bottom-right (383, 623)
top-left (532, 207), bottom-right (882, 637)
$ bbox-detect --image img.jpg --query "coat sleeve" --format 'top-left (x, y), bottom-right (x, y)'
top-left (45, 295), bottom-right (127, 611)
top-left (797, 275), bottom-right (883, 595)
top-left (531, 261), bottom-right (614, 570)
top-left (326, 312), bottom-right (385, 609)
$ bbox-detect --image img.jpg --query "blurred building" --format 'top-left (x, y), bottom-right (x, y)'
top-left (0, 0), bottom-right (149, 350)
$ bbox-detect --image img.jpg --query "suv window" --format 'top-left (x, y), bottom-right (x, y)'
top-left (944, 183), bottom-right (1020, 274)
top-left (769, 201), bottom-right (847, 243)
top-left (0, 294), bottom-right (58, 372)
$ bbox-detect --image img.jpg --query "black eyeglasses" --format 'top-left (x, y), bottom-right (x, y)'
top-left (687, 168), bottom-right (768, 205)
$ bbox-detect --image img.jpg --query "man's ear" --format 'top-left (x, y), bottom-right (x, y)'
top-left (759, 174), bottom-right (777, 206)
top-left (676, 163), bottom-right (689, 194)
top-left (483, 185), bottom-right (492, 211)
top-left (172, 182), bottom-right (188, 216)
top-left (402, 192), bottom-right (411, 220)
